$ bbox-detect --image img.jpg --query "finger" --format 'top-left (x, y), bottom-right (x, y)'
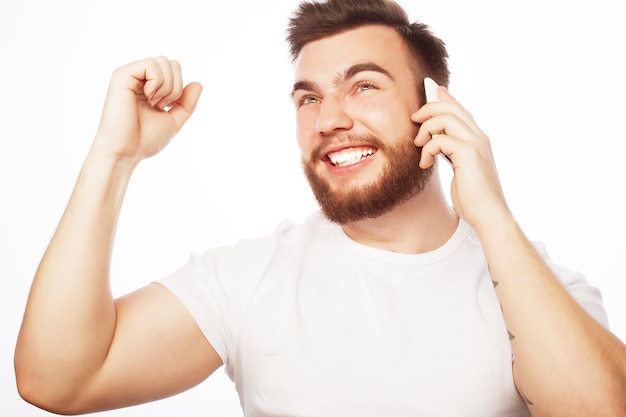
top-left (414, 113), bottom-right (475, 147)
top-left (411, 100), bottom-right (474, 127)
top-left (415, 108), bottom-right (488, 154)
top-left (418, 134), bottom-right (461, 169)
top-left (156, 60), bottom-right (184, 110)
top-left (411, 85), bottom-right (456, 122)
top-left (435, 85), bottom-right (456, 102)
top-left (412, 86), bottom-right (479, 133)
top-left (418, 134), bottom-right (447, 169)
top-left (168, 82), bottom-right (203, 129)
top-left (112, 58), bottom-right (161, 98)
top-left (146, 56), bottom-right (176, 107)
top-left (137, 58), bottom-right (165, 100)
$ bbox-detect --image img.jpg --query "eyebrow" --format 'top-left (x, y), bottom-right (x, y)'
top-left (291, 62), bottom-right (393, 99)
top-left (342, 62), bottom-right (393, 83)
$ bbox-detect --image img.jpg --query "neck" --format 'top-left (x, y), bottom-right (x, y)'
top-left (340, 171), bottom-right (458, 254)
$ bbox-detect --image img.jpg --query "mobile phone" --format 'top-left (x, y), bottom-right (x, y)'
top-left (424, 77), bottom-right (452, 165)
top-left (424, 77), bottom-right (439, 104)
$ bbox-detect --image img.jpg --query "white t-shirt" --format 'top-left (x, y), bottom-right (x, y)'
top-left (160, 211), bottom-right (608, 417)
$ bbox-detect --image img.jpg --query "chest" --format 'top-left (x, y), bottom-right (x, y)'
top-left (228, 248), bottom-right (528, 417)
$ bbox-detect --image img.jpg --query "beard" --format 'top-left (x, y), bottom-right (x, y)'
top-left (303, 129), bottom-right (434, 224)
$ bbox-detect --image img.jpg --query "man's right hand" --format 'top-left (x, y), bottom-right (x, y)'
top-left (92, 56), bottom-right (202, 164)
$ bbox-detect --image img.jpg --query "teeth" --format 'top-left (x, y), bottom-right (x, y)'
top-left (328, 147), bottom-right (375, 167)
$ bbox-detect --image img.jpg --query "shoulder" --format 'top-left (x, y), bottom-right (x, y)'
top-left (187, 210), bottom-right (334, 277)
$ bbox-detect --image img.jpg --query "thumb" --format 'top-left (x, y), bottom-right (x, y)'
top-left (168, 82), bottom-right (203, 129)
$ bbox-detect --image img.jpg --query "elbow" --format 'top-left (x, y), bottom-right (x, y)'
top-left (16, 374), bottom-right (74, 416)
top-left (14, 338), bottom-right (106, 415)
top-left (14, 336), bottom-right (96, 415)
top-left (16, 377), bottom-right (65, 416)
top-left (16, 381), bottom-right (89, 416)
top-left (15, 361), bottom-right (87, 416)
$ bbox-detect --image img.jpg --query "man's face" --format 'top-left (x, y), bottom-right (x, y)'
top-left (292, 25), bottom-right (434, 224)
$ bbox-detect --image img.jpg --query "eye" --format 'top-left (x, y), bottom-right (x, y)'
top-left (302, 95), bottom-right (320, 105)
top-left (296, 94), bottom-right (321, 108)
top-left (355, 81), bottom-right (376, 93)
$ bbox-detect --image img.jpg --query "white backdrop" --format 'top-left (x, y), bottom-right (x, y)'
top-left (1, 0), bottom-right (624, 415)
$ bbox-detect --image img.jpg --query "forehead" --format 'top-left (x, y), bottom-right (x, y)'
top-left (293, 25), bottom-right (414, 81)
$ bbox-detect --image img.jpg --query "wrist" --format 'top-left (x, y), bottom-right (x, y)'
top-left (85, 136), bottom-right (141, 175)
top-left (471, 207), bottom-right (520, 248)
top-left (80, 147), bottom-right (138, 198)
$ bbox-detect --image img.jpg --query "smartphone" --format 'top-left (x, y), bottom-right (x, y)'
top-left (424, 77), bottom-right (439, 104)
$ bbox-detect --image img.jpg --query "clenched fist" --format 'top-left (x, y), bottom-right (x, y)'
top-left (91, 56), bottom-right (202, 165)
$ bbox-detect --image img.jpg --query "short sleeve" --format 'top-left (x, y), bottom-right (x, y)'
top-left (157, 221), bottom-right (292, 366)
top-left (159, 251), bottom-right (232, 363)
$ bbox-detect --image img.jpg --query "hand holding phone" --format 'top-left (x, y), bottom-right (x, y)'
top-left (423, 77), bottom-right (452, 165)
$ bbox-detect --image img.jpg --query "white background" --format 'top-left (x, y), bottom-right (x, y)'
top-left (1, 0), bottom-right (624, 415)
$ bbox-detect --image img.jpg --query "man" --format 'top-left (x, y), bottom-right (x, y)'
top-left (14, 0), bottom-right (626, 416)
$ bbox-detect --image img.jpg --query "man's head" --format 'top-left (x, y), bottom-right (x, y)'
top-left (287, 0), bottom-right (450, 104)
top-left (287, 1), bottom-right (450, 224)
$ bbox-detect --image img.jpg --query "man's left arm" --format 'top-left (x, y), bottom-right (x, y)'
top-left (412, 85), bottom-right (626, 417)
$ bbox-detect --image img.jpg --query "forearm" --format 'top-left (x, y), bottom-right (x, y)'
top-left (477, 214), bottom-right (626, 416)
top-left (15, 147), bottom-right (137, 406)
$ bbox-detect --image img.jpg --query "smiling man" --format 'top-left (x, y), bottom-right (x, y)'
top-left (294, 29), bottom-right (437, 225)
top-left (15, 0), bottom-right (626, 416)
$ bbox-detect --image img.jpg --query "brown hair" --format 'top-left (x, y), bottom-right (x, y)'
top-left (286, 0), bottom-right (450, 101)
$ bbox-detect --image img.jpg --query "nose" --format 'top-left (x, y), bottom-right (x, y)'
top-left (315, 96), bottom-right (353, 135)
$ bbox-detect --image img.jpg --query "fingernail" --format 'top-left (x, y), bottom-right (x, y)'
top-left (150, 96), bottom-right (163, 107)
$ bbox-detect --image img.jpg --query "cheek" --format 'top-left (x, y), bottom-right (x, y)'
top-left (351, 98), bottom-right (412, 132)
top-left (358, 107), bottom-right (405, 135)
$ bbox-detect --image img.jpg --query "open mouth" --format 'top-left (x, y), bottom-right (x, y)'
top-left (327, 146), bottom-right (376, 167)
